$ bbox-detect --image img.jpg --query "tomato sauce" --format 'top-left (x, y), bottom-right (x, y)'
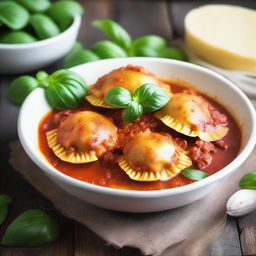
top-left (38, 81), bottom-right (241, 191)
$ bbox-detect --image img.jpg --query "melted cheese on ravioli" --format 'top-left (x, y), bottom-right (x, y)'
top-left (57, 111), bottom-right (117, 156)
top-left (123, 132), bottom-right (178, 173)
top-left (155, 93), bottom-right (228, 141)
top-left (164, 93), bottom-right (210, 131)
top-left (89, 65), bottom-right (170, 99)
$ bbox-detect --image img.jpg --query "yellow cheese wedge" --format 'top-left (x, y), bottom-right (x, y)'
top-left (185, 5), bottom-right (256, 72)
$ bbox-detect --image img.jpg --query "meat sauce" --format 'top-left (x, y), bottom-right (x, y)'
top-left (38, 81), bottom-right (241, 191)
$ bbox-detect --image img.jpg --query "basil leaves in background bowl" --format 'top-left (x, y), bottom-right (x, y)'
top-left (63, 19), bottom-right (187, 68)
top-left (0, 194), bottom-right (61, 247)
top-left (0, 0), bottom-right (84, 74)
top-left (0, 0), bottom-right (83, 44)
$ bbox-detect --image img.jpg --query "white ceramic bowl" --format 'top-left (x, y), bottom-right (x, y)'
top-left (0, 16), bottom-right (81, 74)
top-left (18, 58), bottom-right (256, 213)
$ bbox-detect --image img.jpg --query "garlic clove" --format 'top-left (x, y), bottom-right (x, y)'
top-left (226, 189), bottom-right (256, 217)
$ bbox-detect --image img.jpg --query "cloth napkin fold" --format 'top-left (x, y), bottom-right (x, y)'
top-left (9, 141), bottom-right (256, 256)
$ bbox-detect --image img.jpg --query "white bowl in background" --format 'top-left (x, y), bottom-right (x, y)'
top-left (18, 58), bottom-right (256, 212)
top-left (0, 16), bottom-right (81, 74)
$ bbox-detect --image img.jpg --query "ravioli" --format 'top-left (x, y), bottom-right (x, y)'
top-left (118, 131), bottom-right (192, 181)
top-left (46, 111), bottom-right (118, 163)
top-left (86, 65), bottom-right (171, 108)
top-left (155, 93), bottom-right (228, 141)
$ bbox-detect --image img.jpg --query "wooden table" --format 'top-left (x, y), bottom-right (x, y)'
top-left (1, 1), bottom-right (256, 255)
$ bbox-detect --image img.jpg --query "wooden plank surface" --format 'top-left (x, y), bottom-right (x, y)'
top-left (206, 217), bottom-right (242, 256)
top-left (115, 0), bottom-right (171, 40)
top-left (238, 211), bottom-right (256, 255)
top-left (77, 0), bottom-right (114, 46)
top-left (0, 0), bottom-right (254, 255)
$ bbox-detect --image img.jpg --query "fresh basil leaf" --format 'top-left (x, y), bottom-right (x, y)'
top-left (92, 40), bottom-right (128, 59)
top-left (123, 101), bottom-right (143, 123)
top-left (133, 83), bottom-right (170, 113)
top-left (16, 0), bottom-right (50, 13)
top-left (1, 209), bottom-right (60, 247)
top-left (0, 1), bottom-right (29, 30)
top-left (36, 71), bottom-right (49, 88)
top-left (8, 76), bottom-right (39, 105)
top-left (0, 31), bottom-right (36, 44)
top-left (36, 70), bottom-right (48, 81)
top-left (64, 49), bottom-right (100, 68)
top-left (181, 169), bottom-right (209, 181)
top-left (0, 195), bottom-right (12, 226)
top-left (240, 172), bottom-right (256, 189)
top-left (47, 0), bottom-right (84, 30)
top-left (129, 35), bottom-right (166, 56)
top-left (30, 14), bottom-right (60, 40)
top-left (69, 42), bottom-right (83, 54)
top-left (92, 19), bottom-right (132, 50)
top-left (104, 87), bottom-right (132, 107)
top-left (159, 47), bottom-right (187, 61)
top-left (0, 205), bottom-right (8, 226)
top-left (44, 69), bottom-right (88, 110)
top-left (129, 46), bottom-right (159, 57)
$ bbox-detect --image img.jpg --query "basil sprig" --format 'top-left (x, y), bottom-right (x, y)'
top-left (129, 35), bottom-right (167, 57)
top-left (8, 76), bottom-right (39, 105)
top-left (1, 209), bottom-right (60, 247)
top-left (133, 83), bottom-right (170, 112)
top-left (181, 169), bottom-right (209, 181)
top-left (0, 194), bottom-right (12, 226)
top-left (92, 40), bottom-right (128, 59)
top-left (41, 70), bottom-right (88, 110)
top-left (64, 18), bottom-right (187, 68)
top-left (92, 19), bottom-right (132, 50)
top-left (64, 42), bottom-right (101, 68)
top-left (8, 69), bottom-right (88, 110)
top-left (239, 172), bottom-right (256, 189)
top-left (64, 49), bottom-right (100, 68)
top-left (104, 83), bottom-right (170, 123)
top-left (159, 47), bottom-right (187, 61)
top-left (123, 101), bottom-right (143, 123)
top-left (104, 87), bottom-right (132, 107)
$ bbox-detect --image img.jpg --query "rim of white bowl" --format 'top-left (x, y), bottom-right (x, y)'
top-left (18, 57), bottom-right (256, 198)
top-left (0, 16), bottom-right (81, 49)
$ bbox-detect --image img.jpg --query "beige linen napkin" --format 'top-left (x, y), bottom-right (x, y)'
top-left (9, 141), bottom-right (256, 256)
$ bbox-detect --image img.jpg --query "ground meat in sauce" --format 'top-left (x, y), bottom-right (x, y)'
top-left (52, 107), bottom-right (228, 170)
top-left (116, 115), bottom-right (158, 148)
top-left (209, 105), bottom-right (228, 127)
top-left (174, 138), bottom-right (188, 150)
top-left (53, 110), bottom-right (74, 126)
top-left (213, 139), bottom-right (228, 150)
top-left (189, 139), bottom-right (227, 169)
